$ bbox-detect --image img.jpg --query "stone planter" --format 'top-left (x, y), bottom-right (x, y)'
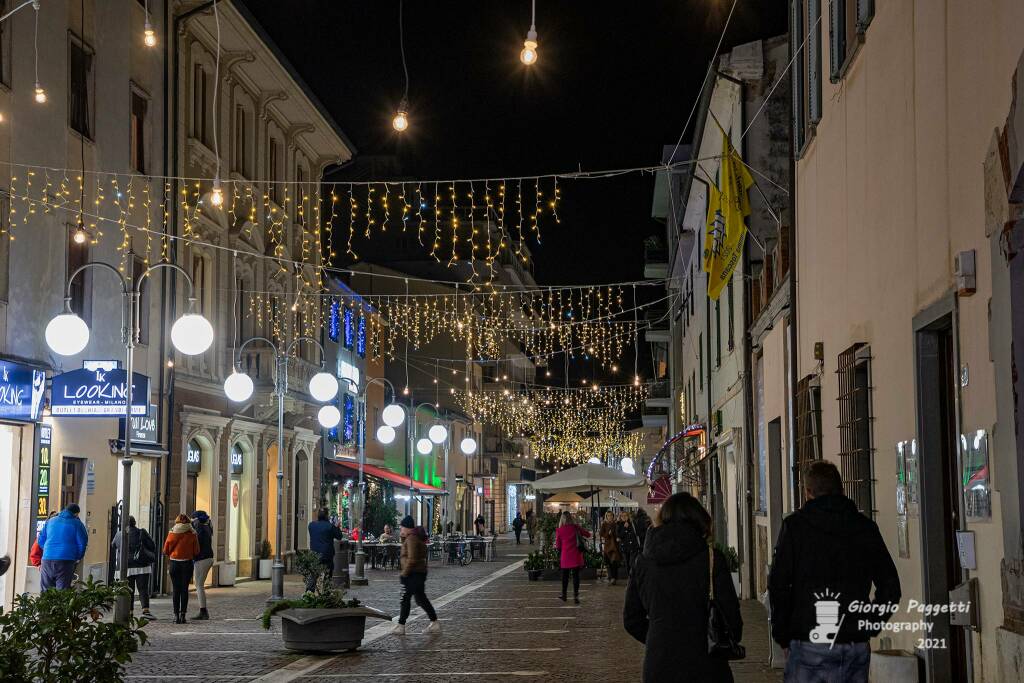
top-left (527, 569), bottom-right (542, 581)
top-left (258, 559), bottom-right (273, 579)
top-left (579, 567), bottom-right (598, 580)
top-left (277, 607), bottom-right (392, 652)
top-left (218, 562), bottom-right (237, 586)
top-left (537, 567), bottom-right (597, 580)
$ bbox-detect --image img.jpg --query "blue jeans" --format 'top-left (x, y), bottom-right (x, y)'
top-left (40, 559), bottom-right (77, 590)
top-left (785, 640), bottom-right (870, 683)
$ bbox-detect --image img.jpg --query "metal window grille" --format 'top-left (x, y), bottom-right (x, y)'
top-left (836, 343), bottom-right (874, 517)
top-left (793, 374), bottom-right (822, 506)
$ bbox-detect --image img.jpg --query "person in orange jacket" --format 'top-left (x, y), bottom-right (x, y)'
top-left (30, 511), bottom-right (58, 568)
top-left (163, 513), bottom-right (200, 624)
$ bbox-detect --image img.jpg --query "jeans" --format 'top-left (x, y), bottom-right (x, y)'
top-left (561, 567), bottom-right (580, 597)
top-left (193, 557), bottom-right (214, 609)
top-left (169, 559), bottom-right (194, 615)
top-left (784, 640), bottom-right (870, 683)
top-left (127, 573), bottom-right (151, 609)
top-left (40, 559), bottom-right (77, 590)
top-left (398, 572), bottom-right (437, 625)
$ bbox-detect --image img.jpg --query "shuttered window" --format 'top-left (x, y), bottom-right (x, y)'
top-left (793, 375), bottom-right (822, 507)
top-left (837, 343), bottom-right (874, 517)
top-left (792, 0), bottom-right (822, 154)
top-left (829, 0), bottom-right (874, 82)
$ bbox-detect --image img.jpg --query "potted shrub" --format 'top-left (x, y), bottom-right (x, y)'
top-left (715, 542), bottom-right (741, 596)
top-left (580, 547), bottom-right (603, 580)
top-left (524, 551), bottom-right (545, 581)
top-left (0, 577), bottom-right (148, 682)
top-left (258, 539), bottom-right (273, 580)
top-left (262, 550), bottom-right (391, 652)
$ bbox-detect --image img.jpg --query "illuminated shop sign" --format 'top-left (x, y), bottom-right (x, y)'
top-left (51, 368), bottom-right (149, 416)
top-left (0, 359), bottom-right (46, 422)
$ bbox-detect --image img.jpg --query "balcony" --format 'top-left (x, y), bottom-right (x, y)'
top-left (644, 307), bottom-right (670, 344)
top-left (646, 380), bottom-right (671, 409)
top-left (643, 238), bottom-right (669, 279)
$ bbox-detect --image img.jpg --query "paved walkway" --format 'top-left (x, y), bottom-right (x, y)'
top-left (124, 541), bottom-right (781, 682)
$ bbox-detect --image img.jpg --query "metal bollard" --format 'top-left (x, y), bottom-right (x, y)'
top-left (332, 538), bottom-right (350, 589)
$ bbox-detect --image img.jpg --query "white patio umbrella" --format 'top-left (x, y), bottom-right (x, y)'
top-left (534, 463), bottom-right (646, 547)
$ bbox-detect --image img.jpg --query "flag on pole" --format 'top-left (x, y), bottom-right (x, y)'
top-left (702, 121), bottom-right (754, 300)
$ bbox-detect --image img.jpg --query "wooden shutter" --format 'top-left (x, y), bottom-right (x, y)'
top-left (790, 0), bottom-right (804, 151)
top-left (829, 0), bottom-right (843, 83)
top-left (856, 0), bottom-right (875, 32)
top-left (808, 0), bottom-right (823, 124)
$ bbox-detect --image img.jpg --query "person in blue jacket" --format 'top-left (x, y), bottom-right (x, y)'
top-left (37, 503), bottom-right (88, 590)
top-left (307, 508), bottom-right (343, 591)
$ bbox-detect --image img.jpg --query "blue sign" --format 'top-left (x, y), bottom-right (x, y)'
top-left (52, 368), bottom-right (149, 417)
top-left (0, 359), bottom-right (46, 422)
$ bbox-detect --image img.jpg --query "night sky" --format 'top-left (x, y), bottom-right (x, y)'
top-left (238, 0), bottom-right (787, 286)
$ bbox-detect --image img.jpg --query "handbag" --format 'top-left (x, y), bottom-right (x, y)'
top-left (707, 544), bottom-right (746, 660)
top-left (130, 529), bottom-right (156, 567)
top-left (575, 526), bottom-right (587, 553)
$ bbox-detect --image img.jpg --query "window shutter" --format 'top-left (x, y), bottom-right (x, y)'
top-left (856, 0), bottom-right (875, 32)
top-left (790, 0), bottom-right (804, 151)
top-left (829, 0), bottom-right (843, 83)
top-left (808, 0), bottom-right (823, 124)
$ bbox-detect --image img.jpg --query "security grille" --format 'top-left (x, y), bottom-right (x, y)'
top-left (837, 343), bottom-right (874, 517)
top-left (793, 374), bottom-right (822, 506)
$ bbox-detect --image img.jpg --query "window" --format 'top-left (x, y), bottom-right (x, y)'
top-left (793, 375), bottom-right (822, 507)
top-left (688, 265), bottom-right (694, 315)
top-left (67, 225), bottom-right (90, 322)
top-left (233, 104), bottom-right (249, 176)
top-left (727, 278), bottom-right (735, 350)
top-left (130, 90), bottom-right (147, 174)
top-left (698, 334), bottom-right (703, 391)
top-left (714, 298), bottom-right (721, 367)
top-left (829, 0), bottom-right (873, 82)
top-left (268, 138), bottom-right (280, 204)
top-left (792, 0), bottom-right (822, 152)
top-left (837, 343), bottom-right (874, 516)
top-left (191, 253), bottom-right (207, 316)
top-left (68, 35), bottom-right (95, 139)
top-left (0, 198), bottom-right (8, 302)
top-left (235, 278), bottom-right (247, 343)
top-left (134, 257), bottom-right (150, 345)
top-left (192, 63), bottom-right (208, 145)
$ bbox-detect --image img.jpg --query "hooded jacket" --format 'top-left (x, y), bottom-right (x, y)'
top-left (768, 494), bottom-right (901, 647)
top-left (623, 520), bottom-right (741, 683)
top-left (163, 522), bottom-right (200, 561)
top-left (38, 510), bottom-right (89, 561)
top-left (192, 518), bottom-right (214, 561)
top-left (400, 527), bottom-right (428, 577)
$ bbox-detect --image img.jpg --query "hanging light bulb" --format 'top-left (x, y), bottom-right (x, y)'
top-left (72, 219), bottom-right (88, 245)
top-left (210, 178), bottom-right (224, 207)
top-left (33, 82), bottom-right (47, 104)
top-left (144, 21), bottom-right (157, 47)
top-left (520, 1), bottom-right (538, 65)
top-left (392, 102), bottom-right (409, 132)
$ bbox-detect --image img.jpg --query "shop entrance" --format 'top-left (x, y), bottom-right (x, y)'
top-left (60, 457), bottom-right (85, 511)
top-left (915, 304), bottom-right (969, 682)
top-left (0, 424), bottom-right (25, 607)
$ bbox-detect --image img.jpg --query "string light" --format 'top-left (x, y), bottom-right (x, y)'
top-left (520, 0), bottom-right (538, 65)
top-left (32, 1), bottom-right (45, 104)
top-left (392, 105), bottom-right (409, 133)
top-left (143, 0), bottom-right (156, 47)
top-left (392, 0), bottom-right (411, 132)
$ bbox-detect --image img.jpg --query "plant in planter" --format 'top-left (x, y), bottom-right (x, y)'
top-left (523, 551), bottom-right (546, 580)
top-left (262, 550), bottom-right (391, 651)
top-left (0, 577), bottom-right (148, 682)
top-left (258, 539), bottom-right (273, 579)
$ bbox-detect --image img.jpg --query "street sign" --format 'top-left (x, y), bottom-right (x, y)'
top-left (51, 368), bottom-right (149, 417)
top-left (0, 359), bottom-right (46, 422)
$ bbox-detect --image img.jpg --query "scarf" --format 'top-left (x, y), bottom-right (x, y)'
top-left (171, 522), bottom-right (194, 534)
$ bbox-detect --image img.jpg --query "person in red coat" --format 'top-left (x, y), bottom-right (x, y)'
top-left (554, 511), bottom-right (591, 604)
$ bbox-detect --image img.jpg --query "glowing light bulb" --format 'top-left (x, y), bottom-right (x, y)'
top-left (392, 109), bottom-right (409, 132)
top-left (520, 28), bottom-right (538, 65)
top-left (210, 179), bottom-right (224, 207)
top-left (144, 22), bottom-right (157, 47)
top-left (33, 83), bottom-right (47, 104)
top-left (73, 222), bottom-right (88, 244)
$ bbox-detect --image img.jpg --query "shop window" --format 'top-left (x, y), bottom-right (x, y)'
top-left (837, 343), bottom-right (874, 517)
top-left (130, 88), bottom-right (148, 174)
top-left (793, 374), bottom-right (822, 506)
top-left (68, 35), bottom-right (95, 139)
top-left (185, 439), bottom-right (202, 513)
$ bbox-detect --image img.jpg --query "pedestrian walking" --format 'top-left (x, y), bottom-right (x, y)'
top-left (599, 510), bottom-right (621, 585)
top-left (308, 508), bottom-right (344, 590)
top-left (511, 512), bottom-right (525, 544)
top-left (555, 510), bottom-right (591, 603)
top-left (37, 503), bottom-right (88, 590)
top-left (624, 492), bottom-right (743, 683)
top-left (634, 508), bottom-right (652, 551)
top-left (474, 514), bottom-right (486, 536)
top-left (392, 515), bottom-right (440, 635)
top-left (526, 510), bottom-right (537, 545)
top-left (616, 510), bottom-right (640, 575)
top-left (191, 510), bottom-right (214, 620)
top-left (111, 515), bottom-right (157, 619)
top-left (163, 513), bottom-right (200, 624)
top-left (769, 461), bottom-right (901, 682)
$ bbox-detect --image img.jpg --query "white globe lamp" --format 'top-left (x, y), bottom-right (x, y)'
top-left (318, 404), bottom-right (341, 429)
top-left (460, 437), bottom-right (477, 455)
top-left (620, 457), bottom-right (635, 475)
top-left (223, 371), bottom-right (254, 402)
top-left (382, 403), bottom-right (405, 428)
top-left (428, 424), bottom-right (448, 444)
top-left (587, 457), bottom-right (601, 464)
top-left (416, 437), bottom-right (432, 455)
top-left (308, 371), bottom-right (338, 402)
top-left (45, 313), bottom-right (90, 356)
top-left (171, 314), bottom-right (214, 355)
top-left (376, 425), bottom-right (396, 445)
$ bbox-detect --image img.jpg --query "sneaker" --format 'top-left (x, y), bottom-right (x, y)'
top-left (558, 594), bottom-right (566, 602)
top-left (426, 621), bottom-right (441, 634)
top-left (391, 623), bottom-right (406, 635)
top-left (141, 610), bottom-right (155, 620)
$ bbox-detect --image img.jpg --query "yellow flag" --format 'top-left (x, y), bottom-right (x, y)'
top-left (702, 122), bottom-right (754, 300)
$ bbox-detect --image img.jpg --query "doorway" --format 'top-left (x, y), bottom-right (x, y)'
top-left (767, 418), bottom-right (783, 540)
top-left (915, 303), bottom-right (969, 682)
top-left (293, 451), bottom-right (308, 551)
top-left (60, 458), bottom-right (85, 511)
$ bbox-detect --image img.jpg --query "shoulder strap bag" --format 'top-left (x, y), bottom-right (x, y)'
top-left (707, 544), bottom-right (746, 660)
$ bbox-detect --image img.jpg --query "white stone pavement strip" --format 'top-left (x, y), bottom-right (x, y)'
top-left (249, 559), bottom-right (526, 683)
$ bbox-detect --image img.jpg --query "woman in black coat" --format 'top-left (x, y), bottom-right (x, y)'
top-left (623, 493), bottom-right (742, 683)
top-left (615, 511), bottom-right (640, 574)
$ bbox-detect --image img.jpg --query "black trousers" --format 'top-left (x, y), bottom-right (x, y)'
top-left (169, 560), bottom-right (194, 614)
top-left (514, 529), bottom-right (522, 544)
top-left (561, 567), bottom-right (580, 597)
top-left (605, 557), bottom-right (620, 581)
top-left (398, 572), bottom-right (437, 625)
top-left (127, 573), bottom-right (151, 609)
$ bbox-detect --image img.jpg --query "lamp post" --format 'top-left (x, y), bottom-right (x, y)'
top-left (223, 335), bottom-right (339, 601)
top-left (45, 255), bottom-right (213, 624)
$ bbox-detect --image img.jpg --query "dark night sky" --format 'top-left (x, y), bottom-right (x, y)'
top-left (238, 0), bottom-right (788, 287)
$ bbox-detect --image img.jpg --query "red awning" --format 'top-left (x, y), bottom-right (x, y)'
top-left (325, 460), bottom-right (447, 496)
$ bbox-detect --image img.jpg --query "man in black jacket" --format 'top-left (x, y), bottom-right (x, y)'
top-left (769, 461), bottom-right (901, 682)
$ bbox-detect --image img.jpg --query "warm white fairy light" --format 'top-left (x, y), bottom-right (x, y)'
top-left (520, 0), bottom-right (538, 65)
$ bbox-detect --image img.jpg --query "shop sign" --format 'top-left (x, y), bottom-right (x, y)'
top-left (186, 439), bottom-right (202, 473)
top-left (33, 424), bottom-right (53, 542)
top-left (118, 406), bottom-right (158, 443)
top-left (0, 359), bottom-right (46, 422)
top-left (51, 368), bottom-right (149, 417)
top-left (230, 444), bottom-right (244, 475)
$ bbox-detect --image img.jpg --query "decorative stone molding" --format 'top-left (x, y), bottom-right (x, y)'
top-left (258, 92), bottom-right (288, 121)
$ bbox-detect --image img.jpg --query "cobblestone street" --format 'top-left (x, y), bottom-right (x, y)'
top-left (124, 541), bottom-right (781, 682)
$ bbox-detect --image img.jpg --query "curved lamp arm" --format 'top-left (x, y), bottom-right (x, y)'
top-left (234, 336), bottom-right (276, 371)
top-left (360, 376), bottom-right (397, 403)
top-left (284, 335), bottom-right (328, 368)
top-left (64, 261), bottom-right (128, 307)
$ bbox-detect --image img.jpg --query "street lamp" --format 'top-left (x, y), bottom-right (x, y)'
top-left (45, 256), bottom-right (212, 624)
top-left (224, 335), bottom-right (338, 601)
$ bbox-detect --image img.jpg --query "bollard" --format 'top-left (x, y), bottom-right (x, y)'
top-left (332, 538), bottom-right (350, 589)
